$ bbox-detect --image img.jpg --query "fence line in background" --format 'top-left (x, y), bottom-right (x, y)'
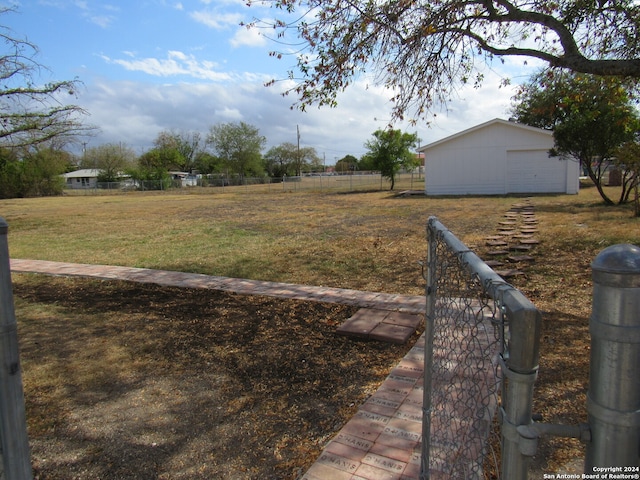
top-left (63, 172), bottom-right (424, 195)
top-left (422, 217), bottom-right (541, 480)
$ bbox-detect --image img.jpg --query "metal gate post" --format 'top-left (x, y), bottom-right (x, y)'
top-left (420, 218), bottom-right (438, 480)
top-left (587, 243), bottom-right (640, 471)
top-left (499, 290), bottom-right (541, 480)
top-left (0, 219), bottom-right (32, 479)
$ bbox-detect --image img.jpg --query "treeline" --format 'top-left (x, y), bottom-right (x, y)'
top-left (0, 122), bottom-right (330, 198)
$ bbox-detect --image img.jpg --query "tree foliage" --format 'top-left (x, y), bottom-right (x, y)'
top-left (0, 8), bottom-right (94, 150)
top-left (250, 0), bottom-right (640, 120)
top-left (153, 130), bottom-right (203, 172)
top-left (614, 140), bottom-right (640, 216)
top-left (81, 143), bottom-right (136, 182)
top-left (206, 122), bottom-right (266, 178)
top-left (362, 129), bottom-right (419, 190)
top-left (0, 147), bottom-right (69, 198)
top-left (193, 151), bottom-right (224, 175)
top-left (335, 154), bottom-right (359, 173)
top-left (511, 71), bottom-right (640, 205)
top-left (264, 142), bottom-right (298, 177)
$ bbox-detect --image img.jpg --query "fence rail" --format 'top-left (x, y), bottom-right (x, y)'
top-left (422, 217), bottom-right (541, 480)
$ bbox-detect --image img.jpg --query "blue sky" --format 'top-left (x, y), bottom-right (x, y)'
top-left (6, 1), bottom-right (539, 160)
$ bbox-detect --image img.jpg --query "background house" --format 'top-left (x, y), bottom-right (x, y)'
top-left (62, 169), bottom-right (101, 189)
top-left (420, 118), bottom-right (580, 195)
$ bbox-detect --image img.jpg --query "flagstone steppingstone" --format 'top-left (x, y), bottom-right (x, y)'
top-left (484, 260), bottom-right (505, 268)
top-left (494, 268), bottom-right (526, 278)
top-left (337, 308), bottom-right (423, 344)
top-left (486, 250), bottom-right (510, 256)
top-left (507, 255), bottom-right (535, 263)
top-left (486, 240), bottom-right (508, 247)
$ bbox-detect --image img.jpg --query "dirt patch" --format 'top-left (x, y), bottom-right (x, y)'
top-left (13, 276), bottom-right (420, 480)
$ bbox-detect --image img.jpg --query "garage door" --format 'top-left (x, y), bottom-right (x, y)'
top-left (506, 150), bottom-right (566, 193)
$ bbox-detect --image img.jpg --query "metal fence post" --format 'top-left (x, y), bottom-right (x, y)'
top-left (420, 220), bottom-right (438, 480)
top-left (587, 243), bottom-right (640, 471)
top-left (0, 218), bottom-right (32, 480)
top-left (499, 289), bottom-right (541, 480)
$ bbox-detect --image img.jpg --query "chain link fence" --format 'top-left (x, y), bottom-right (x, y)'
top-left (422, 217), bottom-right (541, 480)
top-left (63, 172), bottom-right (424, 195)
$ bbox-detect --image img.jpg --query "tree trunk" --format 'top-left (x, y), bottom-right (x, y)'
top-left (634, 175), bottom-right (639, 217)
top-left (584, 162), bottom-right (614, 205)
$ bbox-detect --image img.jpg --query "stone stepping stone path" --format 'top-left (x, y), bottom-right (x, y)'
top-left (482, 199), bottom-right (541, 279)
top-left (337, 308), bottom-right (423, 344)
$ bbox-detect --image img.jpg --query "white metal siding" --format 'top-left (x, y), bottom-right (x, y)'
top-left (506, 150), bottom-right (566, 193)
top-left (422, 119), bottom-right (578, 195)
top-left (425, 146), bottom-right (506, 195)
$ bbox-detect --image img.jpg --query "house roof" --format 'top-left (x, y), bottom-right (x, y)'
top-left (419, 118), bottom-right (553, 152)
top-left (62, 169), bottom-right (102, 179)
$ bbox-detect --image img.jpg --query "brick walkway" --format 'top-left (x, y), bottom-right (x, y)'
top-left (10, 259), bottom-right (428, 480)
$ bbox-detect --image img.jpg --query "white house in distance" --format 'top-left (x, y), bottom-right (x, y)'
top-left (419, 118), bottom-right (580, 195)
top-left (62, 169), bottom-right (101, 189)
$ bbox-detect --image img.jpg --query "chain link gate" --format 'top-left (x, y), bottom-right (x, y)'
top-left (421, 217), bottom-right (541, 480)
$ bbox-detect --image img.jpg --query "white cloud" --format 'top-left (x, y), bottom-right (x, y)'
top-left (190, 10), bottom-right (243, 30)
top-left (214, 107), bottom-right (243, 121)
top-left (76, 62), bottom-right (525, 159)
top-left (99, 51), bottom-right (233, 81)
top-left (88, 14), bottom-right (114, 28)
top-left (230, 25), bottom-right (266, 48)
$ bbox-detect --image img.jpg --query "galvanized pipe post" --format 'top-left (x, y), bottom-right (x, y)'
top-left (0, 218), bottom-right (32, 479)
top-left (587, 244), bottom-right (640, 471)
top-left (499, 289), bottom-right (541, 480)
top-left (420, 218), bottom-right (438, 480)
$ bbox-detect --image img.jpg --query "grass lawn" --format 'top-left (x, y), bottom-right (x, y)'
top-left (1, 182), bottom-right (638, 478)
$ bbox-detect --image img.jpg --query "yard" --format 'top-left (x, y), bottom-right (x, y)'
top-left (1, 183), bottom-right (638, 478)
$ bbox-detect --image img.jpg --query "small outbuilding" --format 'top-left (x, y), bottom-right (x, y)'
top-left (62, 169), bottom-right (101, 189)
top-left (420, 118), bottom-right (580, 195)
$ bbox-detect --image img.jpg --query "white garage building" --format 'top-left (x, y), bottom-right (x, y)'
top-left (420, 118), bottom-right (580, 195)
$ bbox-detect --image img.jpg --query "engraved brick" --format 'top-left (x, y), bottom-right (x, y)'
top-left (316, 451), bottom-right (359, 474)
top-left (355, 409), bottom-right (391, 425)
top-left (339, 417), bottom-right (386, 442)
top-left (333, 433), bottom-right (372, 452)
top-left (325, 441), bottom-right (368, 463)
top-left (363, 452), bottom-right (407, 473)
top-left (302, 462), bottom-right (354, 480)
top-left (370, 442), bottom-right (414, 464)
top-left (355, 462), bottom-right (404, 480)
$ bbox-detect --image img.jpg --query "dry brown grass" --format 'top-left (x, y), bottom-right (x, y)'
top-left (2, 182), bottom-right (639, 478)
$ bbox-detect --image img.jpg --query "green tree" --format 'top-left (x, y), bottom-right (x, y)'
top-left (153, 130), bottom-right (203, 173)
top-left (362, 129), bottom-right (419, 190)
top-left (295, 146), bottom-right (321, 176)
top-left (335, 155), bottom-right (358, 173)
top-left (81, 143), bottom-right (136, 182)
top-left (193, 151), bottom-right (224, 175)
top-left (0, 8), bottom-right (94, 149)
top-left (0, 147), bottom-right (68, 198)
top-left (264, 143), bottom-right (298, 177)
top-left (614, 140), bottom-right (640, 216)
top-left (249, 0), bottom-right (640, 121)
top-left (356, 154), bottom-right (376, 172)
top-left (511, 71), bottom-right (640, 205)
top-left (206, 122), bottom-right (266, 178)
top-left (306, 151), bottom-right (325, 173)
